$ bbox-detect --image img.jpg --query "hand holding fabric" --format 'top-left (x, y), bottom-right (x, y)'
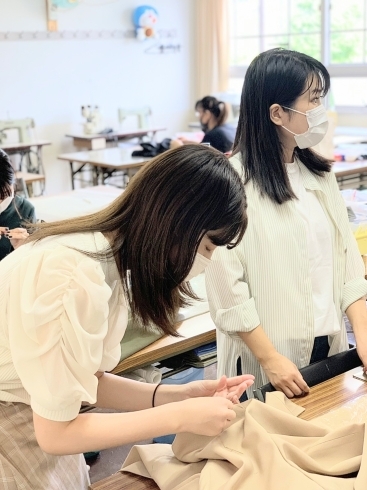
top-left (262, 352), bottom-right (309, 398)
top-left (3, 227), bottom-right (29, 249)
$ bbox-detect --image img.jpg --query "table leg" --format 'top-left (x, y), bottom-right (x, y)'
top-left (92, 166), bottom-right (99, 186)
top-left (69, 161), bottom-right (75, 190)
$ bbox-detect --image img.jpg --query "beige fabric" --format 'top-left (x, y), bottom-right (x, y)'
top-left (0, 401), bottom-right (89, 490)
top-left (265, 390), bottom-right (305, 417)
top-left (121, 399), bottom-right (367, 489)
top-left (195, 0), bottom-right (229, 97)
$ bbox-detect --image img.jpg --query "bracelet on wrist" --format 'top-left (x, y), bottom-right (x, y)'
top-left (152, 382), bottom-right (162, 408)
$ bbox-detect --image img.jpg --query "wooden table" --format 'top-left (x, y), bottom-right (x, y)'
top-left (57, 148), bottom-right (151, 189)
top-left (111, 312), bottom-right (216, 375)
top-left (292, 366), bottom-right (367, 420)
top-left (90, 367), bottom-right (367, 490)
top-left (66, 128), bottom-right (166, 150)
top-left (0, 140), bottom-right (51, 174)
top-left (333, 160), bottom-right (367, 189)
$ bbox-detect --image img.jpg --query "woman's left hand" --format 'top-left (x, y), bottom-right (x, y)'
top-left (5, 227), bottom-right (29, 249)
top-left (184, 374), bottom-right (255, 404)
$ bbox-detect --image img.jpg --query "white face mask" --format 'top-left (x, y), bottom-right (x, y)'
top-left (282, 104), bottom-right (329, 149)
top-left (0, 189), bottom-right (14, 214)
top-left (184, 253), bottom-right (212, 282)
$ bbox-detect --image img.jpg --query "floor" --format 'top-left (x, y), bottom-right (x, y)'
top-left (88, 319), bottom-right (357, 485)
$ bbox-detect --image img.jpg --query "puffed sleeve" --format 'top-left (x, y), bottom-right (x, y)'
top-left (7, 246), bottom-right (112, 421)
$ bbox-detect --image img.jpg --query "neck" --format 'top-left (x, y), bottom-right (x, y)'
top-left (283, 147), bottom-right (295, 164)
top-left (279, 132), bottom-right (296, 163)
top-left (207, 117), bottom-right (218, 131)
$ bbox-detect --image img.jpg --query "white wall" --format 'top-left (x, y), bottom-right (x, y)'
top-left (0, 0), bottom-right (196, 193)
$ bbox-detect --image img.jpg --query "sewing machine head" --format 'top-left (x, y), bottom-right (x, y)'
top-left (0, 118), bottom-right (35, 144)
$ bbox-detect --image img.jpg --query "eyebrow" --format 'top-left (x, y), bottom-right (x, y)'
top-left (311, 88), bottom-right (323, 94)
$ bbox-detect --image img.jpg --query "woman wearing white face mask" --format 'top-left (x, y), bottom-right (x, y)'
top-left (206, 48), bottom-right (367, 400)
top-left (0, 149), bottom-right (35, 260)
top-left (0, 145), bottom-right (254, 489)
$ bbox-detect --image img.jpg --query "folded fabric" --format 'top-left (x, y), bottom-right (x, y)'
top-left (121, 398), bottom-right (367, 489)
top-left (121, 365), bottom-right (162, 384)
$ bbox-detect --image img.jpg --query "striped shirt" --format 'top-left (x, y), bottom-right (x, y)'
top-left (205, 153), bottom-right (367, 396)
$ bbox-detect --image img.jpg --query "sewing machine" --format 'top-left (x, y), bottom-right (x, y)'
top-left (81, 105), bottom-right (103, 135)
top-left (0, 118), bottom-right (35, 144)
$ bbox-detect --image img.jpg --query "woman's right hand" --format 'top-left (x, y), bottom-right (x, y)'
top-left (170, 139), bottom-right (184, 150)
top-left (261, 352), bottom-right (309, 398)
top-left (176, 397), bottom-right (236, 436)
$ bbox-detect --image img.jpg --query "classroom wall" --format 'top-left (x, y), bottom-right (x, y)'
top-left (0, 0), bottom-right (196, 193)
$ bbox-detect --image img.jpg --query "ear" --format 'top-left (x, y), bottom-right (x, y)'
top-left (269, 103), bottom-right (285, 126)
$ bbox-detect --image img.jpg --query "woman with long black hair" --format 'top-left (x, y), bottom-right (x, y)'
top-left (206, 48), bottom-right (367, 400)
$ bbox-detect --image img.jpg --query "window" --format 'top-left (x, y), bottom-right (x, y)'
top-left (229, 0), bottom-right (367, 110)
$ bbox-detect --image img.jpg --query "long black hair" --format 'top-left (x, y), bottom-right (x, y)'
top-left (29, 145), bottom-right (248, 336)
top-left (233, 48), bottom-right (332, 204)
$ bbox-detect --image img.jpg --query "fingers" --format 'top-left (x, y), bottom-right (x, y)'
top-left (276, 378), bottom-right (309, 399)
top-left (226, 406), bottom-right (236, 422)
top-left (0, 227), bottom-right (10, 234)
top-left (215, 375), bottom-right (228, 392)
top-left (7, 228), bottom-right (29, 240)
top-left (225, 374), bottom-right (255, 388)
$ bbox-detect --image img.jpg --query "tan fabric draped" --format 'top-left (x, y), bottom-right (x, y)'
top-left (195, 0), bottom-right (230, 98)
top-left (121, 397), bottom-right (367, 489)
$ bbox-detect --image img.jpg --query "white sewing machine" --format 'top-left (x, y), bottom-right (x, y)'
top-left (0, 118), bottom-right (35, 144)
top-left (81, 105), bottom-right (103, 135)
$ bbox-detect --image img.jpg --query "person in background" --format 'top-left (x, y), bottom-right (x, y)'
top-left (0, 145), bottom-right (253, 489)
top-left (0, 149), bottom-right (35, 260)
top-left (206, 48), bottom-right (367, 400)
top-left (170, 96), bottom-right (236, 153)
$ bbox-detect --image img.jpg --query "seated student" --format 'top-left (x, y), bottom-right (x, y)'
top-left (0, 145), bottom-right (253, 489)
top-left (171, 96), bottom-right (236, 153)
top-left (0, 149), bottom-right (36, 260)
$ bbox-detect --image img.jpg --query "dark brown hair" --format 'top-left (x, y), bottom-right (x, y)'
top-left (0, 149), bottom-right (15, 200)
top-left (195, 96), bottom-right (229, 128)
top-left (29, 145), bottom-right (247, 336)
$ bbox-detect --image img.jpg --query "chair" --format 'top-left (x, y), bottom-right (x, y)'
top-left (253, 347), bottom-right (362, 402)
top-left (118, 106), bottom-right (151, 130)
top-left (15, 171), bottom-right (45, 197)
top-left (14, 176), bottom-right (29, 199)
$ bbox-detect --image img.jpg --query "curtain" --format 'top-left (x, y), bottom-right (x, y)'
top-left (195, 0), bottom-right (230, 98)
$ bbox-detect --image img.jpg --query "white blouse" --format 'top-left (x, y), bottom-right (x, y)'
top-left (286, 161), bottom-right (340, 337)
top-left (0, 232), bottom-right (128, 421)
top-left (206, 154), bottom-right (367, 395)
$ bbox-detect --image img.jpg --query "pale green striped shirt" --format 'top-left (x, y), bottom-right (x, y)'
top-left (206, 154), bottom-right (367, 396)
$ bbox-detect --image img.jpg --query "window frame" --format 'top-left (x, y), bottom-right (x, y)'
top-left (229, 0), bottom-right (367, 111)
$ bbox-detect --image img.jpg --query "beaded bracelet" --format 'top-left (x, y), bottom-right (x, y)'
top-left (152, 382), bottom-right (162, 408)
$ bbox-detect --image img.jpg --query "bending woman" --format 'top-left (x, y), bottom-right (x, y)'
top-left (206, 48), bottom-right (367, 399)
top-left (0, 144), bottom-right (252, 489)
top-left (171, 96), bottom-right (236, 153)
